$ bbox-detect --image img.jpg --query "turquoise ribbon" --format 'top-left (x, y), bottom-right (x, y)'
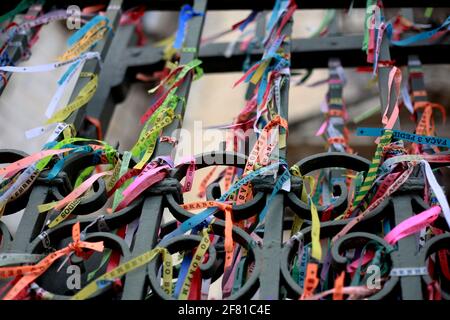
top-left (356, 127), bottom-right (450, 148)
top-left (67, 15), bottom-right (110, 47)
top-left (389, 15), bottom-right (450, 46)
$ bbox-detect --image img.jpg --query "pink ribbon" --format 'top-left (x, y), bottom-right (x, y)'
top-left (384, 206), bottom-right (441, 245)
top-left (347, 250), bottom-right (375, 273)
top-left (381, 66), bottom-right (402, 130)
top-left (1, 148), bottom-right (73, 178)
top-left (116, 163), bottom-right (169, 211)
top-left (55, 170), bottom-right (113, 210)
top-left (315, 120), bottom-right (328, 136)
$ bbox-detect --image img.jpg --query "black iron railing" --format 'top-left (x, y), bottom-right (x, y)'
top-left (0, 0), bottom-right (449, 301)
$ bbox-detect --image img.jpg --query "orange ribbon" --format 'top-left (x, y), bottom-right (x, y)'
top-left (327, 137), bottom-right (347, 145)
top-left (237, 115), bottom-right (288, 205)
top-left (0, 222), bottom-right (103, 300)
top-left (197, 167), bottom-right (218, 198)
top-left (327, 109), bottom-right (346, 118)
top-left (181, 201), bottom-right (234, 270)
top-left (332, 271), bottom-right (345, 300)
top-left (414, 101), bottom-right (446, 136)
top-left (413, 101), bottom-right (446, 153)
top-left (299, 262), bottom-right (320, 300)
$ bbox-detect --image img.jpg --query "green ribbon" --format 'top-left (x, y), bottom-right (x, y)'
top-left (0, 0), bottom-right (38, 25)
top-left (309, 9), bottom-right (336, 38)
top-left (362, 0), bottom-right (377, 52)
top-left (74, 166), bottom-right (96, 188)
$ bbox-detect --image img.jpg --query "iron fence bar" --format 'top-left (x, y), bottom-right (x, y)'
top-left (121, 0), bottom-right (208, 300)
top-left (244, 11), bottom-right (267, 101)
top-left (66, 0), bottom-right (123, 134)
top-left (408, 55), bottom-right (435, 156)
top-left (78, 24), bottom-right (138, 138)
top-left (403, 13), bottom-right (442, 299)
top-left (326, 58), bottom-right (346, 152)
top-left (0, 183), bottom-right (51, 299)
top-left (377, 6), bottom-right (401, 130)
top-left (259, 17), bottom-right (292, 300)
top-left (403, 9), bottom-right (437, 155)
top-left (320, 3), bottom-right (339, 156)
top-left (376, 6), bottom-right (426, 300)
top-left (9, 185), bottom-right (50, 253)
top-left (120, 35), bottom-right (450, 74)
top-left (391, 195), bottom-right (424, 300)
top-left (200, 35), bottom-right (450, 70)
top-left (320, 58), bottom-right (347, 206)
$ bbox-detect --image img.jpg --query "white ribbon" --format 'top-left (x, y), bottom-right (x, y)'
top-left (421, 160), bottom-right (450, 228)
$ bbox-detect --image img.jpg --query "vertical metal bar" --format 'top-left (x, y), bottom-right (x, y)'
top-left (408, 56), bottom-right (428, 110)
top-left (259, 18), bottom-right (292, 300)
top-left (9, 185), bottom-right (50, 252)
top-left (121, 0), bottom-right (208, 300)
top-left (378, 7), bottom-right (421, 300)
top-left (327, 9), bottom-right (339, 36)
top-left (377, 8), bottom-right (400, 130)
top-left (320, 58), bottom-right (346, 205)
top-left (401, 9), bottom-right (429, 132)
top-left (67, 0), bottom-right (123, 132)
top-left (408, 55), bottom-right (435, 155)
top-left (391, 195), bottom-right (423, 300)
top-left (326, 10), bottom-right (342, 143)
top-left (80, 24), bottom-right (136, 137)
top-left (121, 196), bottom-right (164, 299)
top-left (326, 58), bottom-right (345, 152)
top-left (245, 12), bottom-right (266, 101)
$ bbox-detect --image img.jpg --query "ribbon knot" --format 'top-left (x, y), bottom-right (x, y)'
top-left (68, 242), bottom-right (83, 256)
top-left (68, 222), bottom-right (104, 258)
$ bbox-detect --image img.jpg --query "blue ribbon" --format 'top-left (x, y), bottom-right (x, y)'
top-left (0, 50), bottom-right (12, 67)
top-left (67, 15), bottom-right (110, 47)
top-left (257, 72), bottom-right (269, 104)
top-left (244, 54), bottom-right (289, 105)
top-left (172, 218), bottom-right (213, 298)
top-left (239, 11), bottom-right (259, 32)
top-left (58, 61), bottom-right (80, 85)
top-left (264, 0), bottom-right (290, 44)
top-left (44, 145), bottom-right (96, 180)
top-left (298, 244), bottom-right (310, 288)
top-left (357, 127), bottom-right (450, 148)
top-left (174, 252), bottom-right (192, 297)
top-left (173, 5), bottom-right (204, 49)
top-left (389, 15), bottom-right (450, 46)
